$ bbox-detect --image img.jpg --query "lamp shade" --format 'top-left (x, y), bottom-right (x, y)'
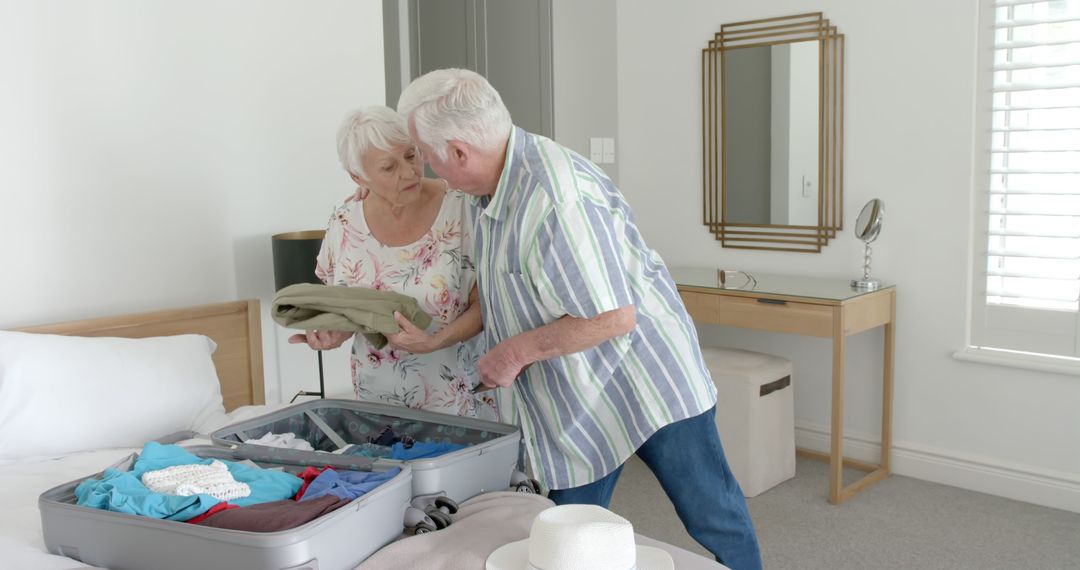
top-left (271, 230), bottom-right (326, 291)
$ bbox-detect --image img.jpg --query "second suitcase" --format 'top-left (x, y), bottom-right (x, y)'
top-left (211, 399), bottom-right (521, 502)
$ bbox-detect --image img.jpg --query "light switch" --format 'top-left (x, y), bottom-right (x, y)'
top-left (602, 138), bottom-right (615, 163)
top-left (590, 138), bottom-right (603, 163)
top-left (801, 175), bottom-right (814, 198)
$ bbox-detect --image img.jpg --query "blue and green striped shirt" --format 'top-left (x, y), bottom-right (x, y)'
top-left (467, 127), bottom-right (717, 490)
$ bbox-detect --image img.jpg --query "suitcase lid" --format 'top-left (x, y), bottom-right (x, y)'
top-left (209, 398), bottom-right (519, 471)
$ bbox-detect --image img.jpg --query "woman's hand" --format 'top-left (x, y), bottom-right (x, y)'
top-left (288, 330), bottom-right (354, 350)
top-left (386, 311), bottom-right (441, 354)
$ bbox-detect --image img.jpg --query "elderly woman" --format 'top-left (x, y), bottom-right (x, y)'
top-left (289, 105), bottom-right (500, 421)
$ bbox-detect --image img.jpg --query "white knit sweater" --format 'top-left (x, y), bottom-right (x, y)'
top-left (140, 460), bottom-right (251, 502)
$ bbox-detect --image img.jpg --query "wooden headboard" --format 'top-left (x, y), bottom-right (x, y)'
top-left (16, 300), bottom-right (265, 411)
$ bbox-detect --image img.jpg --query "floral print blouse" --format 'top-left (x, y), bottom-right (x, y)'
top-left (315, 188), bottom-right (501, 421)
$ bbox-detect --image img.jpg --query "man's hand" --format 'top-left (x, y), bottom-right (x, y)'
top-left (386, 311), bottom-right (439, 354)
top-left (473, 306), bottom-right (635, 390)
top-left (288, 330), bottom-right (353, 350)
top-left (477, 338), bottom-right (532, 389)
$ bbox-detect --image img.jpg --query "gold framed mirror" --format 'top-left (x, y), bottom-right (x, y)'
top-left (702, 13), bottom-right (844, 252)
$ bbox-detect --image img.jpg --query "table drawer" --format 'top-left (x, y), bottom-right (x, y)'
top-left (680, 290), bottom-right (833, 338)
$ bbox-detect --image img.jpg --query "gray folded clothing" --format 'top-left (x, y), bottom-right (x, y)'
top-left (271, 283), bottom-right (433, 349)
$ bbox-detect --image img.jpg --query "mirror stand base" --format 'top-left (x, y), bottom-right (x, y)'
top-left (851, 278), bottom-right (882, 291)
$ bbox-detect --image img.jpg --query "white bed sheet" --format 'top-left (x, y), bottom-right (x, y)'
top-left (2, 445), bottom-right (135, 569)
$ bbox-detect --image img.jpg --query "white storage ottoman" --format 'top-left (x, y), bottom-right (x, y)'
top-left (701, 346), bottom-right (795, 497)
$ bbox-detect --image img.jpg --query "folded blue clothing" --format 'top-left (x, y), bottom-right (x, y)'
top-left (299, 467), bottom-right (402, 502)
top-left (340, 442), bottom-right (394, 458)
top-left (390, 441), bottom-right (467, 460)
top-left (74, 470), bottom-right (220, 521)
top-left (75, 442), bottom-right (303, 520)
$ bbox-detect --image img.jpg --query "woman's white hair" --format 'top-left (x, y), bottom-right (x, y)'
top-left (397, 68), bottom-right (512, 161)
top-left (336, 105), bottom-right (413, 180)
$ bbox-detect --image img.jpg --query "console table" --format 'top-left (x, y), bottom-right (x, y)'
top-left (670, 267), bottom-right (896, 505)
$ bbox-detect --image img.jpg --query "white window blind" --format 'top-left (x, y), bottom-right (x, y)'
top-left (971, 0), bottom-right (1080, 360)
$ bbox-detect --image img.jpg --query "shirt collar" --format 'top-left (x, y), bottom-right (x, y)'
top-left (478, 126), bottom-right (526, 222)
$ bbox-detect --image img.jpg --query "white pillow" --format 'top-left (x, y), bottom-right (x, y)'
top-left (0, 331), bottom-right (225, 460)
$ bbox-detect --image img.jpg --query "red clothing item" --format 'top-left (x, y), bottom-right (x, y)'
top-left (294, 466), bottom-right (334, 501)
top-left (184, 501), bottom-right (239, 524)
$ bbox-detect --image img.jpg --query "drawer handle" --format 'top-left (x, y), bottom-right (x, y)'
top-left (760, 375), bottom-right (791, 397)
top-left (756, 298), bottom-right (787, 305)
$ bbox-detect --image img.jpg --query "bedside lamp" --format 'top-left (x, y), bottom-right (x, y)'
top-left (271, 230), bottom-right (327, 402)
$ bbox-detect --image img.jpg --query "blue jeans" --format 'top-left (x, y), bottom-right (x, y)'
top-left (547, 407), bottom-right (763, 570)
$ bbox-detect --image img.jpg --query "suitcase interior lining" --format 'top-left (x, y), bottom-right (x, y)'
top-left (221, 407), bottom-right (505, 453)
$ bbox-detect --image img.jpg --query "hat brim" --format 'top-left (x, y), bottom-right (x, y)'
top-left (485, 539), bottom-right (674, 570)
top-left (636, 545), bottom-right (675, 570)
top-left (485, 538), bottom-right (528, 570)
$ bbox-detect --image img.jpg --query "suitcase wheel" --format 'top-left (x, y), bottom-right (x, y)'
top-left (514, 478), bottom-right (542, 494)
top-left (426, 508), bottom-right (452, 529)
top-left (434, 495), bottom-right (459, 514)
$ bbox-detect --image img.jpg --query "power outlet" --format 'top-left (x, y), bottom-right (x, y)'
top-left (590, 138), bottom-right (603, 163)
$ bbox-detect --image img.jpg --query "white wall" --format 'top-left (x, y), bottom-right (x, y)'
top-left (769, 45), bottom-right (791, 225)
top-left (552, 0), bottom-right (619, 183)
top-left (767, 42), bottom-right (818, 226)
top-left (617, 0), bottom-right (1080, 511)
top-left (788, 41), bottom-right (819, 225)
top-left (0, 0), bottom-right (384, 404)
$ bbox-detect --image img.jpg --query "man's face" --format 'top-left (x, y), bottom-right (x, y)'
top-left (409, 119), bottom-right (482, 196)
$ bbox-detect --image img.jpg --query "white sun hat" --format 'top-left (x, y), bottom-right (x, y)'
top-left (486, 504), bottom-right (674, 570)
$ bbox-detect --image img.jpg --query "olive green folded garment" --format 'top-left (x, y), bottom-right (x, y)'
top-left (271, 283), bottom-right (433, 349)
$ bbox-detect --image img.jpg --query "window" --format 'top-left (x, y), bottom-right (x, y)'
top-left (967, 0), bottom-right (1080, 364)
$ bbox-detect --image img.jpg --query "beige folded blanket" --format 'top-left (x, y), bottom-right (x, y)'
top-left (357, 492), bottom-right (554, 570)
top-left (271, 283), bottom-right (433, 349)
top-left (356, 491), bottom-right (728, 570)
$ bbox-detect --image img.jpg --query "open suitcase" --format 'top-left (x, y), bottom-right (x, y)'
top-left (39, 400), bottom-right (522, 570)
top-left (209, 399), bottom-right (521, 503)
top-left (40, 446), bottom-right (411, 570)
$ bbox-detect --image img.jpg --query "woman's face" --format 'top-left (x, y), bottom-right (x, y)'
top-left (354, 142), bottom-right (423, 206)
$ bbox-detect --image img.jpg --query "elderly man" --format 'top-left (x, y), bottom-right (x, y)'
top-left (398, 69), bottom-right (762, 570)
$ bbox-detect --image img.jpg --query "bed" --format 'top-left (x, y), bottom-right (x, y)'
top-left (0, 300), bottom-right (724, 569)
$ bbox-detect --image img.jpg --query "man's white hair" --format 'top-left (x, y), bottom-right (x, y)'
top-left (336, 105), bottom-right (413, 180)
top-left (397, 68), bottom-right (512, 161)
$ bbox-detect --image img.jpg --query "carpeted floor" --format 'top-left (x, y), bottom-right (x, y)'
top-left (608, 456), bottom-right (1080, 569)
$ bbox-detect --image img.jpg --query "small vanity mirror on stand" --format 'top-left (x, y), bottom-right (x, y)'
top-left (851, 199), bottom-right (884, 290)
